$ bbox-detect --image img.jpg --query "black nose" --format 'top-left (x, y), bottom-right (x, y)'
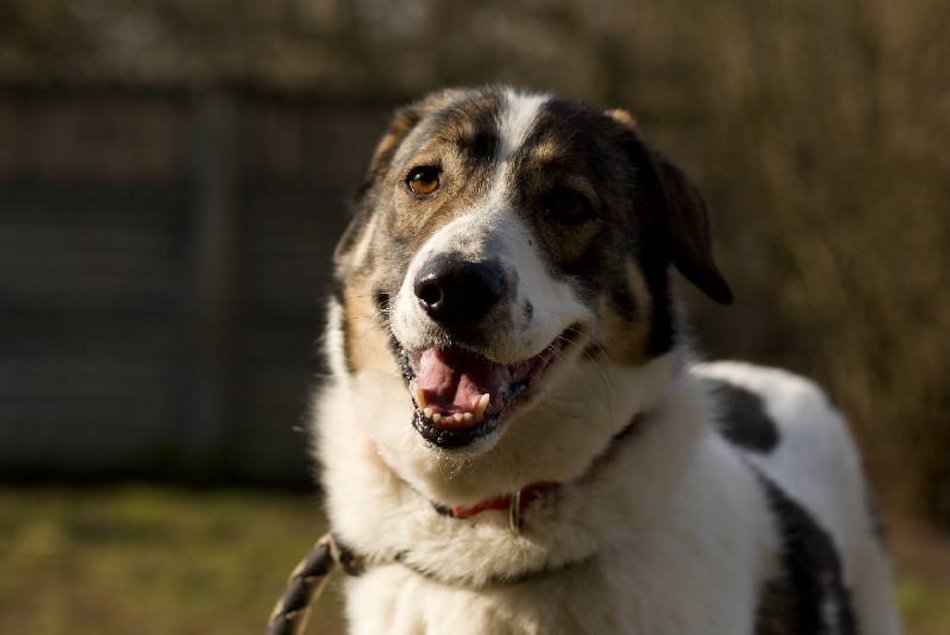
top-left (413, 255), bottom-right (505, 329)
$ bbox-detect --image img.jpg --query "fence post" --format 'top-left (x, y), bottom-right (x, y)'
top-left (186, 87), bottom-right (239, 469)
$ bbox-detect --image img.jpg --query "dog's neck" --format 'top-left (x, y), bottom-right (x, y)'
top-left (374, 350), bottom-right (682, 505)
top-left (433, 410), bottom-right (647, 534)
top-left (318, 348), bottom-right (711, 588)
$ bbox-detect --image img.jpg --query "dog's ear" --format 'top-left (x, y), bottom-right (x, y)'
top-left (650, 153), bottom-right (733, 304)
top-left (333, 104), bottom-right (423, 265)
top-left (605, 108), bottom-right (639, 132)
top-left (607, 109), bottom-right (733, 305)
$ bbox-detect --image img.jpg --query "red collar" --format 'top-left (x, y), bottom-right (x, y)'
top-left (449, 481), bottom-right (558, 519)
top-left (445, 412), bottom-right (645, 526)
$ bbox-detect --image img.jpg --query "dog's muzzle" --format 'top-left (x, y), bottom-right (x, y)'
top-left (398, 253), bottom-right (581, 449)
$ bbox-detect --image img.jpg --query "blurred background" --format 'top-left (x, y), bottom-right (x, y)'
top-left (1, 0), bottom-right (947, 633)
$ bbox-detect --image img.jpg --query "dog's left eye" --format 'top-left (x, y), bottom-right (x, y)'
top-left (542, 189), bottom-right (593, 224)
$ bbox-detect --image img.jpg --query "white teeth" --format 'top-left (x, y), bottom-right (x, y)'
top-left (473, 393), bottom-right (490, 419)
top-left (412, 384), bottom-right (428, 409)
top-left (418, 393), bottom-right (491, 427)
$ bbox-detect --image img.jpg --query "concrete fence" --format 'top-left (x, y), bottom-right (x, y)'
top-left (0, 84), bottom-right (402, 484)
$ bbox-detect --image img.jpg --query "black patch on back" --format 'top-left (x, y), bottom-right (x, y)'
top-left (708, 379), bottom-right (780, 453)
top-left (754, 472), bottom-right (859, 635)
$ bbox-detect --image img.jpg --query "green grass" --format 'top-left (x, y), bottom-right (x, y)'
top-left (1, 486), bottom-right (947, 634)
top-left (899, 576), bottom-right (950, 635)
top-left (0, 486), bottom-right (345, 635)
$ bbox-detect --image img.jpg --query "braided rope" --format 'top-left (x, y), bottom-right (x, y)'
top-left (264, 527), bottom-right (597, 633)
top-left (266, 533), bottom-right (359, 635)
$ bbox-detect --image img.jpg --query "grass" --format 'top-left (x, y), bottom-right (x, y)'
top-left (891, 520), bottom-right (950, 635)
top-left (0, 486), bottom-right (345, 635)
top-left (1, 486), bottom-right (947, 634)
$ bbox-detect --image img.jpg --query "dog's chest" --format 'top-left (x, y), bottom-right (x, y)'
top-left (343, 544), bottom-right (759, 635)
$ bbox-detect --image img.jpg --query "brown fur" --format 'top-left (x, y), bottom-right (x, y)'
top-left (601, 259), bottom-right (654, 365)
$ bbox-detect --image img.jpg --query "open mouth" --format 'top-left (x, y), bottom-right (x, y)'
top-left (403, 326), bottom-right (581, 449)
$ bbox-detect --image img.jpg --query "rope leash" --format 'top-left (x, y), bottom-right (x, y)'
top-left (266, 533), bottom-right (363, 635)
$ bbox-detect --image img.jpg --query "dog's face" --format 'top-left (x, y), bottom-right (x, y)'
top-left (329, 87), bottom-right (730, 498)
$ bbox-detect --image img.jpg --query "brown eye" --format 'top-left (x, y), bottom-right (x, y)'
top-left (406, 166), bottom-right (440, 195)
top-left (542, 189), bottom-right (593, 224)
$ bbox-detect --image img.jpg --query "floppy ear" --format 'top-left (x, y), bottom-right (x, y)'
top-left (651, 152), bottom-right (733, 305)
top-left (333, 104), bottom-right (422, 265)
top-left (606, 108), bottom-right (733, 305)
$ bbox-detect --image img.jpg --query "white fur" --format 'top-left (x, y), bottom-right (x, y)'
top-left (316, 350), bottom-right (789, 634)
top-left (498, 90), bottom-right (548, 158)
top-left (317, 355), bottom-right (900, 634)
top-left (324, 298), bottom-right (349, 380)
top-left (312, 87), bottom-right (900, 633)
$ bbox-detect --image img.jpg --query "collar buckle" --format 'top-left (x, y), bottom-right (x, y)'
top-left (507, 489), bottom-right (523, 535)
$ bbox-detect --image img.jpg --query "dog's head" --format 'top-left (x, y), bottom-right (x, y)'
top-left (328, 87), bottom-right (730, 500)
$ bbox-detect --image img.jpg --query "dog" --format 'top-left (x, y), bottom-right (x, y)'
top-left (313, 86), bottom-right (900, 634)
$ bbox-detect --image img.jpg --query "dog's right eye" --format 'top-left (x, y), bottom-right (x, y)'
top-left (406, 166), bottom-right (441, 196)
top-left (542, 189), bottom-right (593, 225)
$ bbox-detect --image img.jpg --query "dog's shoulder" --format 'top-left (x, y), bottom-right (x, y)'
top-left (691, 359), bottom-right (865, 535)
top-left (692, 360), bottom-right (847, 458)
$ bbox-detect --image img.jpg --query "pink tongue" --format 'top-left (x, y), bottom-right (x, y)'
top-left (415, 348), bottom-right (510, 414)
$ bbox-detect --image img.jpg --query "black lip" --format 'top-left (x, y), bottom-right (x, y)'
top-left (411, 410), bottom-right (501, 449)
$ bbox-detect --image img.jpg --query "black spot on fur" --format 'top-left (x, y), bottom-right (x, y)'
top-left (460, 128), bottom-right (499, 164)
top-left (754, 471), bottom-right (858, 635)
top-left (426, 91), bottom-right (502, 178)
top-left (708, 379), bottom-right (780, 453)
top-left (523, 301), bottom-right (534, 321)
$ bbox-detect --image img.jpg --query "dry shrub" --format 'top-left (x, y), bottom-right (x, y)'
top-left (622, 0), bottom-right (950, 521)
